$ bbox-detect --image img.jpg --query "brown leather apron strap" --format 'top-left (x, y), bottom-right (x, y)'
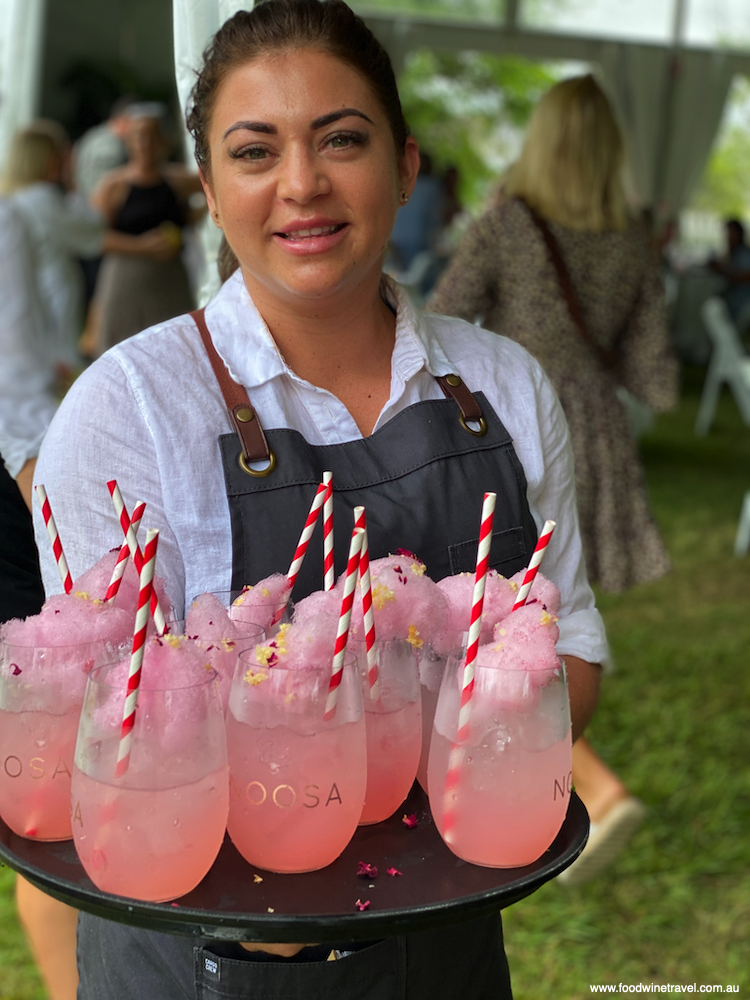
top-left (190, 308), bottom-right (275, 470)
top-left (193, 308), bottom-right (489, 461)
top-left (435, 374), bottom-right (487, 437)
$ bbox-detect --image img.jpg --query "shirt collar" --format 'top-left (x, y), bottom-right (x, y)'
top-left (203, 269), bottom-right (455, 390)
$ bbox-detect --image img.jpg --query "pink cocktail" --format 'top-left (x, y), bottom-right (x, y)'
top-left (0, 639), bottom-right (120, 841)
top-left (414, 630), bottom-right (466, 793)
top-left (428, 654), bottom-right (572, 868)
top-left (353, 639), bottom-right (422, 825)
top-left (71, 651), bottom-right (229, 901)
top-left (226, 649), bottom-right (366, 872)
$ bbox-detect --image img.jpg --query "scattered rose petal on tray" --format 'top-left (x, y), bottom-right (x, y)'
top-left (402, 813), bottom-right (418, 828)
top-left (10, 664), bottom-right (21, 675)
top-left (387, 867), bottom-right (402, 876)
top-left (355, 899), bottom-right (370, 911)
top-left (357, 862), bottom-right (378, 878)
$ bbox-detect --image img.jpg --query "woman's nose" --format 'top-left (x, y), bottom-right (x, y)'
top-left (276, 147), bottom-right (331, 203)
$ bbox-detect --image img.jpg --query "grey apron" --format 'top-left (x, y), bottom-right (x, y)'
top-left (77, 307), bottom-right (539, 999)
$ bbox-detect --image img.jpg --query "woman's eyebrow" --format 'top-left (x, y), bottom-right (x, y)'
top-left (223, 121), bottom-right (277, 140)
top-left (310, 108), bottom-right (374, 130)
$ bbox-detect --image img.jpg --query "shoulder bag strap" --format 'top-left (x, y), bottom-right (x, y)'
top-left (519, 200), bottom-right (618, 371)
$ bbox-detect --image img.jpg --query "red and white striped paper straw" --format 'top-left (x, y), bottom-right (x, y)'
top-left (324, 526), bottom-right (365, 721)
top-left (286, 482), bottom-right (327, 590)
top-left (512, 520), bottom-right (556, 611)
top-left (104, 500), bottom-right (145, 602)
top-left (353, 506), bottom-right (378, 699)
top-left (115, 528), bottom-right (159, 778)
top-left (442, 491), bottom-right (496, 844)
top-left (107, 481), bottom-right (167, 635)
top-left (35, 484), bottom-right (73, 594)
top-left (323, 471), bottom-right (334, 591)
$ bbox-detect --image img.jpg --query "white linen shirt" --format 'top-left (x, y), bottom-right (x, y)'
top-left (33, 270), bottom-right (608, 664)
top-left (0, 199), bottom-right (58, 477)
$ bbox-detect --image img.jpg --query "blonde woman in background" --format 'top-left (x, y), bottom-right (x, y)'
top-left (430, 74), bottom-right (678, 884)
top-left (3, 120), bottom-right (177, 379)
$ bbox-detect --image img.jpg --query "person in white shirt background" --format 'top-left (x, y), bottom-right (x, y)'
top-left (2, 120), bottom-right (182, 382)
top-left (32, 1), bottom-right (606, 996)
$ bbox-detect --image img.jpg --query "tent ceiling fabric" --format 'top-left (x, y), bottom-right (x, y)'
top-left (0, 0), bottom-right (47, 166)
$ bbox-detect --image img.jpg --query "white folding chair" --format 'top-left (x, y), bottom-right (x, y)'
top-left (734, 491), bottom-right (750, 557)
top-left (695, 297), bottom-right (750, 435)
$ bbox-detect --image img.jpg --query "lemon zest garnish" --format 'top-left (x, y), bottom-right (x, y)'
top-left (254, 874), bottom-right (263, 883)
top-left (255, 645), bottom-right (275, 667)
top-left (372, 583), bottom-right (396, 611)
top-left (509, 581), bottom-right (519, 592)
top-left (244, 668), bottom-right (268, 686)
top-left (220, 638), bottom-right (235, 651)
top-left (409, 561), bottom-right (426, 576)
top-left (497, 627), bottom-right (506, 637)
top-left (406, 624), bottom-right (423, 648)
top-left (74, 590), bottom-right (90, 601)
top-left (493, 643), bottom-right (504, 652)
top-left (540, 611), bottom-right (559, 627)
top-left (285, 692), bottom-right (296, 703)
top-left (261, 586), bottom-right (270, 598)
top-left (163, 633), bottom-right (183, 648)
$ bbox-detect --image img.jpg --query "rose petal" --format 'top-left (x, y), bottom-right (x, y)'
top-left (402, 813), bottom-right (418, 828)
top-left (355, 899), bottom-right (370, 911)
top-left (387, 867), bottom-right (402, 876)
top-left (357, 862), bottom-right (378, 878)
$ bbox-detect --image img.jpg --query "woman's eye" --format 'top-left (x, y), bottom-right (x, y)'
top-left (231, 146), bottom-right (269, 161)
top-left (327, 131), bottom-right (366, 150)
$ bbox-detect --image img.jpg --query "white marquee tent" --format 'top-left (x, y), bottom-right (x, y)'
top-left (3, 0), bottom-right (750, 225)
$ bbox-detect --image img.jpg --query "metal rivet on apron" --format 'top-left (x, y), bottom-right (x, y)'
top-left (239, 448), bottom-right (277, 477)
top-left (235, 407), bottom-right (255, 423)
top-left (445, 374), bottom-right (462, 387)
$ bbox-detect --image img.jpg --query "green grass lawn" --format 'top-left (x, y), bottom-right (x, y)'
top-left (1, 367), bottom-right (748, 999)
top-left (504, 368), bottom-right (750, 997)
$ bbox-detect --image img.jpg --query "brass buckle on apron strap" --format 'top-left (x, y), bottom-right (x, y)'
top-left (437, 374), bottom-right (488, 437)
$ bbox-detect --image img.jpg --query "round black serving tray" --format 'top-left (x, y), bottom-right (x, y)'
top-left (0, 785), bottom-right (588, 943)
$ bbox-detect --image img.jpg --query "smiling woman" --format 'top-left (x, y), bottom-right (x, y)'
top-left (30, 2), bottom-right (607, 998)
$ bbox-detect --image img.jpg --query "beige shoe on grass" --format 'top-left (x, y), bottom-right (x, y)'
top-left (557, 797), bottom-right (646, 887)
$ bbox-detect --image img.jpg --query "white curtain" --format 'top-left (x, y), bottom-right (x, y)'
top-left (600, 42), bottom-right (734, 218)
top-left (173, 0), bottom-right (249, 304)
top-left (0, 0), bottom-right (47, 168)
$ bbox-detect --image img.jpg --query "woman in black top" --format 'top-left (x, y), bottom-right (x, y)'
top-left (91, 109), bottom-right (203, 354)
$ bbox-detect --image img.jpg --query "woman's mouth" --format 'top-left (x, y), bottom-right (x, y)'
top-left (276, 224), bottom-right (345, 241)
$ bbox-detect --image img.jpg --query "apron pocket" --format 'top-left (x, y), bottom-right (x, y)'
top-left (195, 937), bottom-right (405, 999)
top-left (448, 527), bottom-right (527, 575)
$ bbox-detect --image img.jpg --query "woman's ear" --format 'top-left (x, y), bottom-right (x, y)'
top-left (399, 136), bottom-right (421, 202)
top-left (199, 166), bottom-right (222, 229)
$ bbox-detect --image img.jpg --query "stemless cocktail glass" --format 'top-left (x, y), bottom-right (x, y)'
top-left (353, 639), bottom-right (422, 825)
top-left (428, 652), bottom-right (572, 867)
top-left (71, 657), bottom-right (229, 901)
top-left (0, 639), bottom-right (121, 841)
top-left (226, 648), bottom-right (366, 873)
top-left (414, 630), bottom-right (466, 793)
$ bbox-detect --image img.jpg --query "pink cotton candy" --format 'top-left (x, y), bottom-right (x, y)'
top-left (490, 603), bottom-right (560, 672)
top-left (74, 549), bottom-right (172, 620)
top-left (436, 569), bottom-right (518, 646)
top-left (339, 554), bottom-right (449, 649)
top-left (229, 575), bottom-right (291, 632)
top-left (1, 591), bottom-right (133, 652)
top-left (92, 634), bottom-right (219, 751)
top-left (508, 569), bottom-right (561, 615)
top-left (292, 589), bottom-right (340, 627)
top-left (186, 593), bottom-right (262, 712)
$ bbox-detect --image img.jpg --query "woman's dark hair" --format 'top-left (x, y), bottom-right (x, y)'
top-left (187, 0), bottom-right (407, 178)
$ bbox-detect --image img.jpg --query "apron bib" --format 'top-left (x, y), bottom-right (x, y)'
top-left (78, 306), bottom-right (537, 999)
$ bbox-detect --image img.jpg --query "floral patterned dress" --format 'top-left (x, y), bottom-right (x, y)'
top-left (430, 198), bottom-right (678, 592)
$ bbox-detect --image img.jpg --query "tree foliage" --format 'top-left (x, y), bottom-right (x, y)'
top-left (397, 48), bottom-right (556, 211)
top-left (691, 79), bottom-right (750, 219)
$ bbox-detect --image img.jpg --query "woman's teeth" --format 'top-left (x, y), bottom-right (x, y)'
top-left (282, 225), bottom-right (341, 239)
